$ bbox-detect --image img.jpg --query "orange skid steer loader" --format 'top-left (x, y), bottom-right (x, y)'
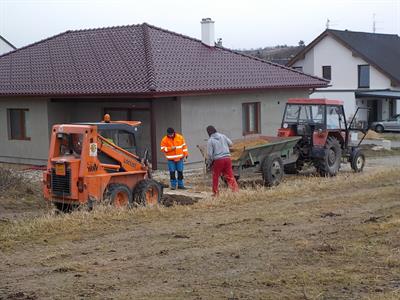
top-left (43, 116), bottom-right (162, 212)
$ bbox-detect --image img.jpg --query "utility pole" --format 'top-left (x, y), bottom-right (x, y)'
top-left (373, 13), bottom-right (376, 33)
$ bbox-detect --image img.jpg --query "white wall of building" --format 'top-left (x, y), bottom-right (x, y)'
top-left (293, 35), bottom-right (392, 90)
top-left (292, 35), bottom-right (397, 122)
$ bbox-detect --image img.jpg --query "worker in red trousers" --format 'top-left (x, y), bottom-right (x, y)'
top-left (206, 125), bottom-right (239, 196)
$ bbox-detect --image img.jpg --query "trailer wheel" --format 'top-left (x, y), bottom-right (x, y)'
top-left (133, 179), bottom-right (162, 206)
top-left (350, 148), bottom-right (365, 172)
top-left (104, 184), bottom-right (133, 208)
top-left (262, 156), bottom-right (284, 187)
top-left (315, 136), bottom-right (342, 177)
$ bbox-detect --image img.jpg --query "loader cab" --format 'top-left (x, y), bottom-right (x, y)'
top-left (79, 122), bottom-right (142, 157)
top-left (57, 132), bottom-right (84, 157)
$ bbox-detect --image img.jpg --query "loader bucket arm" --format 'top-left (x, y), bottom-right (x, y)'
top-left (97, 134), bottom-right (146, 172)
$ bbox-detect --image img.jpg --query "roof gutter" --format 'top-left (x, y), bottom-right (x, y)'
top-left (0, 84), bottom-right (329, 99)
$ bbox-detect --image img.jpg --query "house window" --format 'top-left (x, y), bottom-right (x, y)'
top-left (358, 65), bottom-right (370, 88)
top-left (293, 66), bottom-right (303, 72)
top-left (7, 109), bottom-right (30, 140)
top-left (242, 102), bottom-right (260, 135)
top-left (322, 66), bottom-right (331, 80)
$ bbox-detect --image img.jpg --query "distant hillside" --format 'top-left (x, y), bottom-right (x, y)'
top-left (238, 44), bottom-right (305, 66)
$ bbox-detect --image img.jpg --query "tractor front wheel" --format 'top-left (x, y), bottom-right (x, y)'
top-left (350, 148), bottom-right (366, 172)
top-left (262, 156), bottom-right (284, 187)
top-left (133, 179), bottom-right (162, 206)
top-left (315, 136), bottom-right (342, 177)
top-left (104, 184), bottom-right (133, 208)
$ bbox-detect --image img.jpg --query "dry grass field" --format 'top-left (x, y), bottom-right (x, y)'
top-left (1, 157), bottom-right (400, 299)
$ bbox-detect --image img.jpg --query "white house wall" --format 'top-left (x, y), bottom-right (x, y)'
top-left (180, 89), bottom-right (309, 167)
top-left (295, 35), bottom-right (392, 89)
top-left (300, 48), bottom-right (314, 75)
top-left (293, 35), bottom-right (396, 122)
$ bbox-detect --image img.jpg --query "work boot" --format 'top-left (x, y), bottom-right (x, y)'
top-left (170, 186), bottom-right (176, 190)
top-left (177, 186), bottom-right (187, 190)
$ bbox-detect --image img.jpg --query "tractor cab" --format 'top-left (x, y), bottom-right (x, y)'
top-left (278, 98), bottom-right (347, 142)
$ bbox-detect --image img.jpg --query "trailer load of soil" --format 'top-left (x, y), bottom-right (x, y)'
top-left (230, 138), bottom-right (269, 160)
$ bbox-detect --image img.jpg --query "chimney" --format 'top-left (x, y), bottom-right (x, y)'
top-left (201, 18), bottom-right (215, 47)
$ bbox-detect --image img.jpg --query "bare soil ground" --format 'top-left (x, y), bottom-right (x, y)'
top-left (0, 154), bottom-right (400, 299)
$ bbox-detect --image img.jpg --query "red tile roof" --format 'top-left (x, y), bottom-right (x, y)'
top-left (0, 23), bottom-right (328, 97)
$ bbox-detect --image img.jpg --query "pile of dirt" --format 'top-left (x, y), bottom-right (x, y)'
top-left (161, 194), bottom-right (200, 207)
top-left (365, 130), bottom-right (382, 140)
top-left (230, 138), bottom-right (269, 160)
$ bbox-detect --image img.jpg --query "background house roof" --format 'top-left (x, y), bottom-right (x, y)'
top-left (0, 35), bottom-right (16, 50)
top-left (0, 23), bottom-right (328, 97)
top-left (288, 29), bottom-right (400, 85)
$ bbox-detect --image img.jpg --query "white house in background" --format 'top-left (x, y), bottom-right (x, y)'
top-left (0, 35), bottom-right (16, 55)
top-left (288, 29), bottom-right (400, 126)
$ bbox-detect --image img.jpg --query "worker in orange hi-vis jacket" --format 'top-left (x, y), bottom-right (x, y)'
top-left (160, 127), bottom-right (189, 190)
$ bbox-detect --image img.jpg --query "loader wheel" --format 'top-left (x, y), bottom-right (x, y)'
top-left (104, 184), bottom-right (133, 208)
top-left (262, 156), bottom-right (284, 187)
top-left (133, 179), bottom-right (162, 206)
top-left (350, 148), bottom-right (365, 173)
top-left (314, 136), bottom-right (341, 177)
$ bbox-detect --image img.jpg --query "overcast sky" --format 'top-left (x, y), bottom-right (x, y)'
top-left (0, 0), bottom-right (399, 49)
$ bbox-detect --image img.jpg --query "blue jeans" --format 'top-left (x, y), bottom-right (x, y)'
top-left (167, 159), bottom-right (184, 188)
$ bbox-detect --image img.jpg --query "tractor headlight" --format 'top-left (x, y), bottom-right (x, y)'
top-left (283, 123), bottom-right (288, 129)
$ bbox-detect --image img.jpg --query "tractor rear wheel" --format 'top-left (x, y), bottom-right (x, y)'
top-left (133, 179), bottom-right (162, 206)
top-left (104, 184), bottom-right (133, 208)
top-left (314, 136), bottom-right (342, 177)
top-left (350, 148), bottom-right (365, 172)
top-left (262, 156), bottom-right (284, 187)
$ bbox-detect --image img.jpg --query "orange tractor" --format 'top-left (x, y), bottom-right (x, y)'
top-left (43, 116), bottom-right (162, 211)
top-left (278, 98), bottom-right (367, 176)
